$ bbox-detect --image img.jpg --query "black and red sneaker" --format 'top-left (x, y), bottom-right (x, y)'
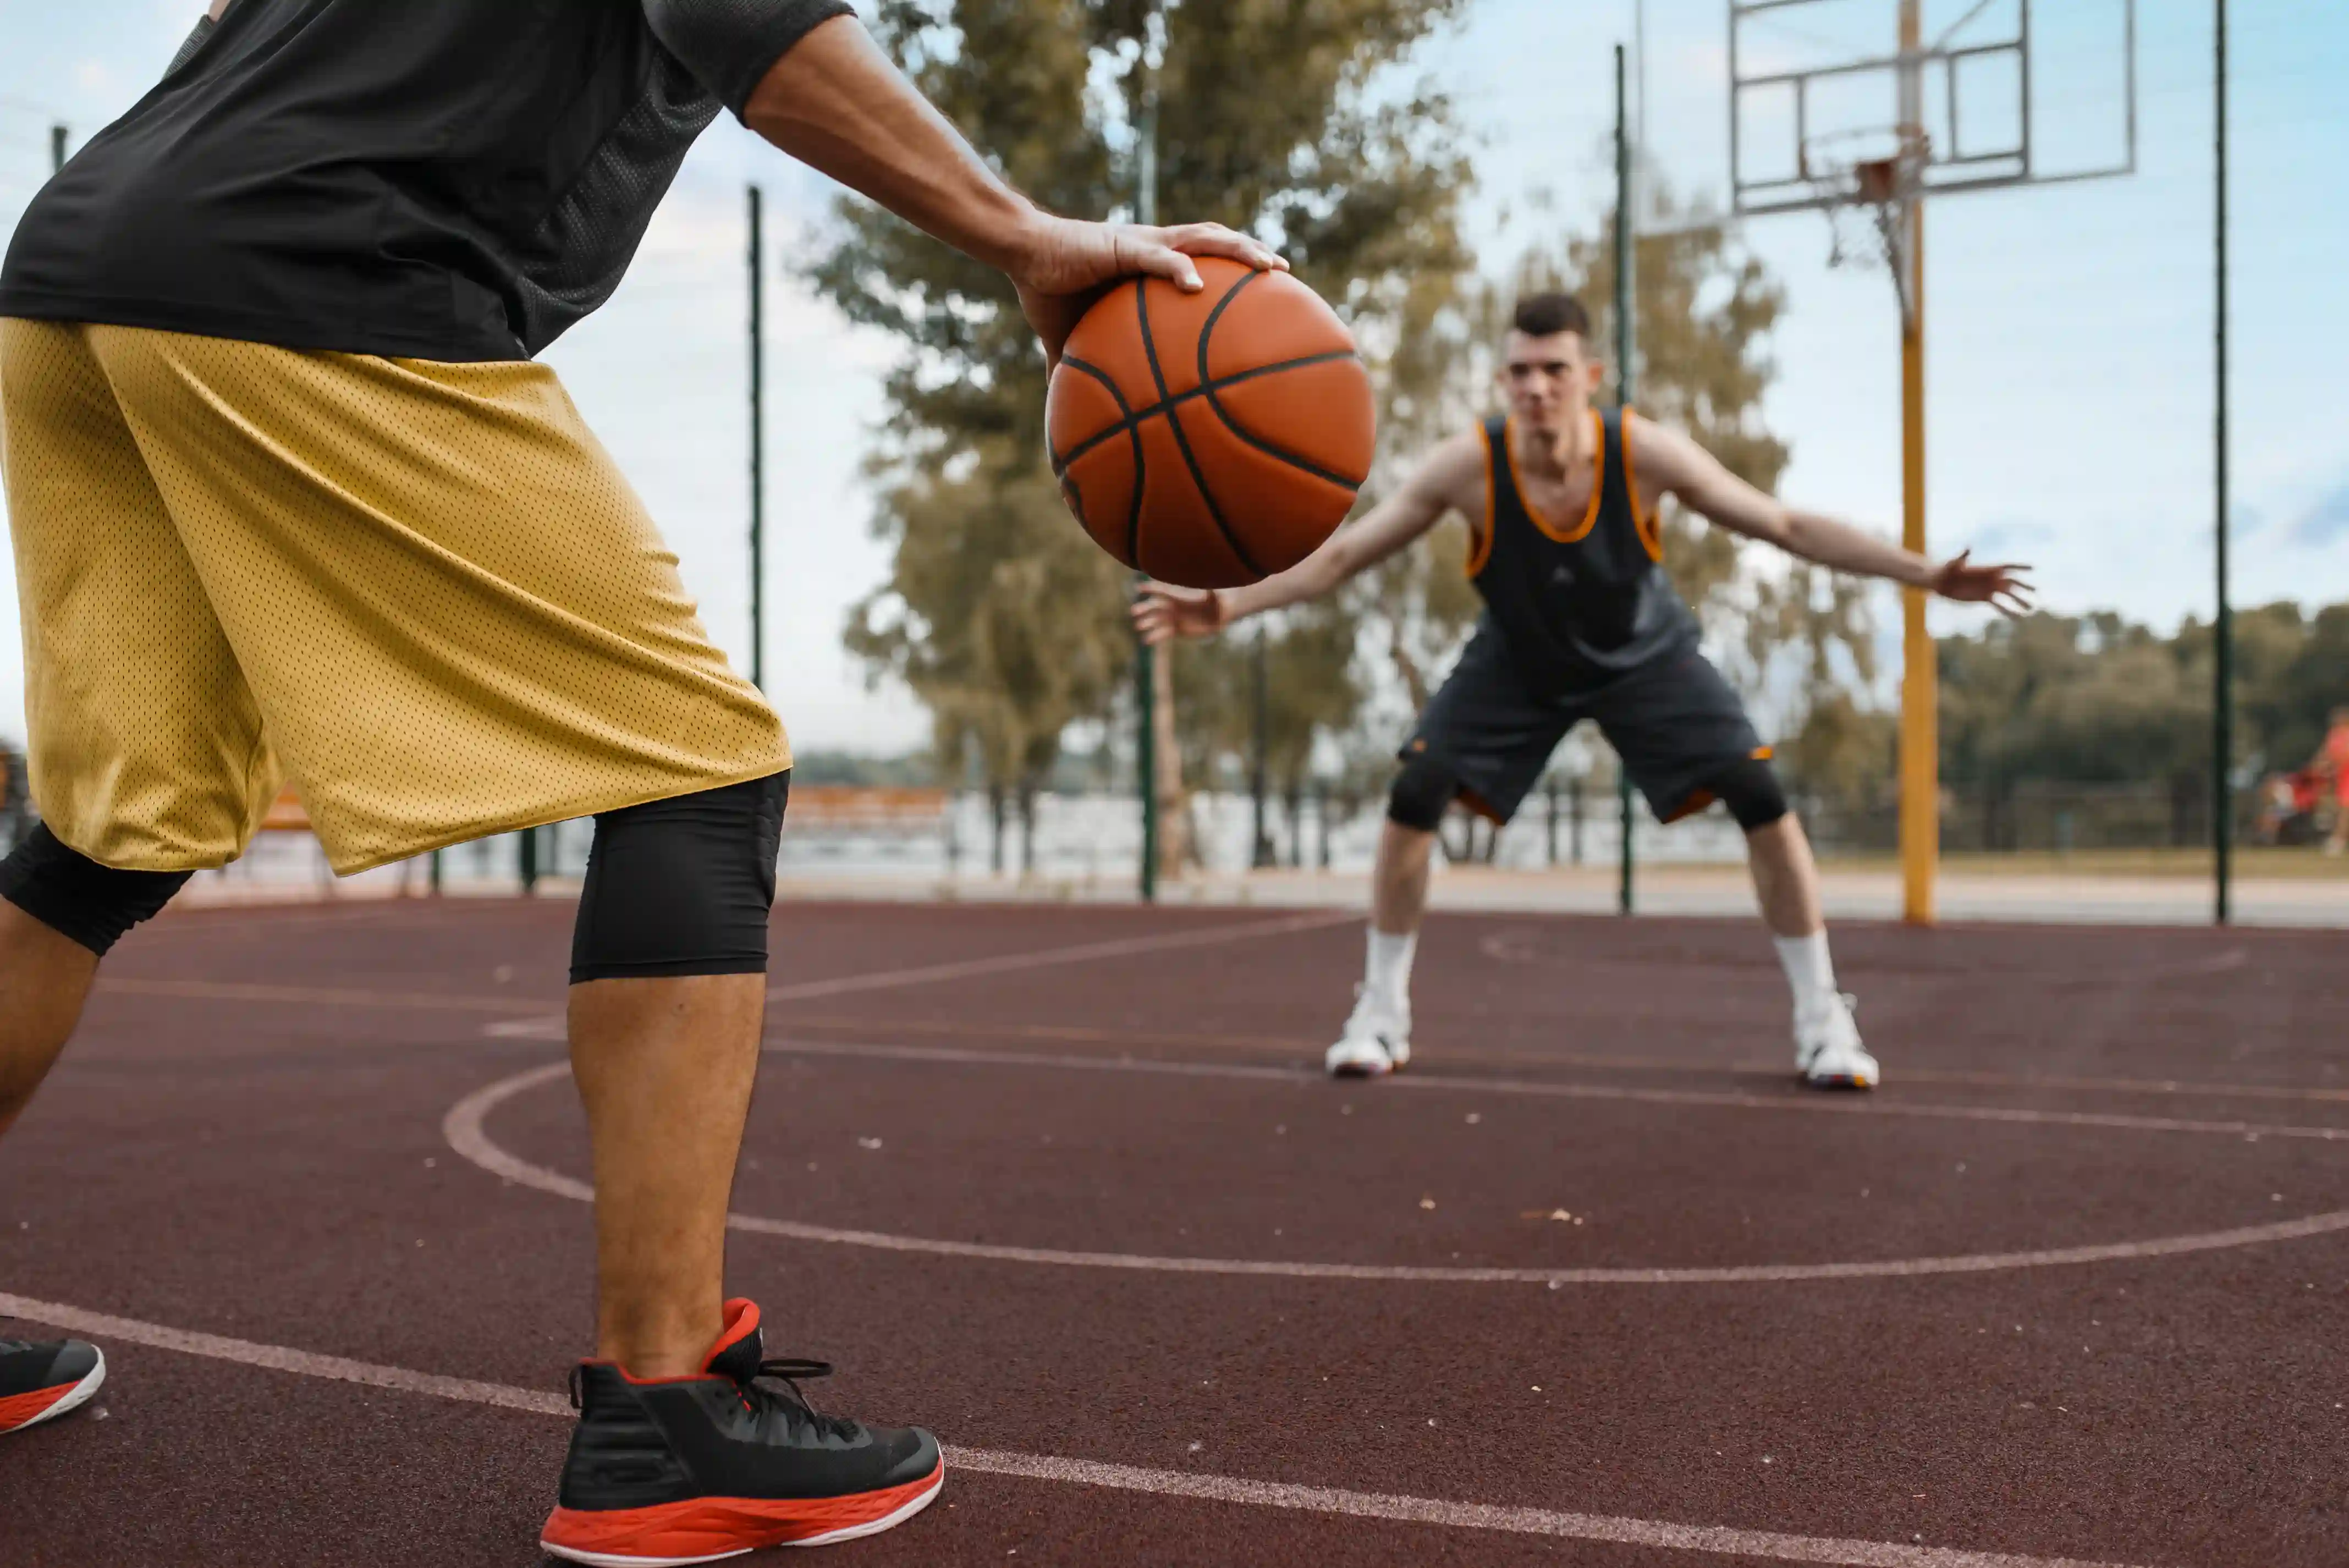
top-left (541, 1299), bottom-right (942, 1563)
top-left (0, 1336), bottom-right (105, 1435)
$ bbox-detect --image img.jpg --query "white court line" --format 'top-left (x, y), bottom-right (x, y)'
top-left (764, 909), bottom-right (1355, 1001)
top-left (0, 1290), bottom-right (2144, 1568)
top-left (757, 1038), bottom-right (2349, 1145)
top-left (444, 1058), bottom-right (2349, 1285)
top-left (485, 910), bottom-right (1355, 1040)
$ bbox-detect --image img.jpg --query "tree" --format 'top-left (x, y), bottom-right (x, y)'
top-left (809, 0), bottom-right (1472, 876)
top-left (1915, 602), bottom-right (2349, 850)
top-left (1170, 599), bottom-right (1364, 860)
top-left (844, 439), bottom-right (1134, 872)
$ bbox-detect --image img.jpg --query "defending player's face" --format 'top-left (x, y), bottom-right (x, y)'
top-left (1499, 331), bottom-right (1605, 434)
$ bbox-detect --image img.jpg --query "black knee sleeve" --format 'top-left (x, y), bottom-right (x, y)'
top-left (570, 772), bottom-right (788, 984)
top-left (0, 824), bottom-right (190, 956)
top-left (1704, 756), bottom-right (1790, 832)
top-left (1387, 753), bottom-right (1461, 833)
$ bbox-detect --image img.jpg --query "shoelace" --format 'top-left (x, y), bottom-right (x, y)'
top-left (568, 1355), bottom-right (858, 1442)
top-left (746, 1358), bottom-right (860, 1442)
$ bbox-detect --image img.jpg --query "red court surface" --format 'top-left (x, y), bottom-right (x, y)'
top-left (2, 896), bottom-right (2344, 1566)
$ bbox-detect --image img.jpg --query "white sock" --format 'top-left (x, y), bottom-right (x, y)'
top-left (1363, 927), bottom-right (1417, 1018)
top-left (1773, 931), bottom-right (1838, 1020)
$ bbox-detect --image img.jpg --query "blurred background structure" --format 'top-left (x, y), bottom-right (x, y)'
top-left (2, 0), bottom-right (2342, 927)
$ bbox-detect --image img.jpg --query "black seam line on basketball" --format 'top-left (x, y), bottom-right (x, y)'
top-left (1198, 270), bottom-right (1368, 490)
top-left (1048, 351), bottom-right (1360, 475)
top-left (1137, 273), bottom-right (1266, 579)
top-left (1054, 355), bottom-right (1148, 561)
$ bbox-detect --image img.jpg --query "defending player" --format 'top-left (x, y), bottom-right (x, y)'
top-left (0, 1), bottom-right (1280, 1558)
top-left (1135, 293), bottom-right (2030, 1088)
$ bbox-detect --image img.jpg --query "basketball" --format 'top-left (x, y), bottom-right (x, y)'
top-left (1046, 257), bottom-right (1376, 589)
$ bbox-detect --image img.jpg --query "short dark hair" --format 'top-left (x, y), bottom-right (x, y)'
top-left (1511, 292), bottom-right (1591, 340)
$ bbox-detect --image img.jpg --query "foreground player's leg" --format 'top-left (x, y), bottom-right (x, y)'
top-left (0, 895), bottom-right (100, 1141)
top-left (0, 894), bottom-right (107, 1439)
top-left (0, 826), bottom-right (191, 1434)
top-left (544, 775), bottom-right (940, 1565)
top-left (1743, 811), bottom-right (1876, 1090)
top-left (569, 971), bottom-right (766, 1376)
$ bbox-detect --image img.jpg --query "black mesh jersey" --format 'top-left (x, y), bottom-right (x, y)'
top-left (0, 0), bottom-right (850, 362)
top-left (1465, 408), bottom-right (1699, 692)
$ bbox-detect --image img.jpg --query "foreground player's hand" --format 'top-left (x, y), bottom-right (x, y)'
top-left (1011, 216), bottom-right (1286, 369)
top-left (1930, 551), bottom-right (2034, 617)
top-left (1130, 582), bottom-right (1229, 645)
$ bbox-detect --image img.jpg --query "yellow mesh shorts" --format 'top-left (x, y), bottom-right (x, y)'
top-left (0, 319), bottom-right (789, 874)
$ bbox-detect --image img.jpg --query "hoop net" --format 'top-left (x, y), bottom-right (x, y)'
top-left (1800, 129), bottom-right (1929, 327)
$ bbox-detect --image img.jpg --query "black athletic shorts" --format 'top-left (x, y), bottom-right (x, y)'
top-left (1401, 622), bottom-right (1767, 827)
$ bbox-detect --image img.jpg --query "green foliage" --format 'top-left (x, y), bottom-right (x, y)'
top-left (1784, 600), bottom-right (2349, 813)
top-left (843, 440), bottom-right (1134, 798)
top-left (811, 0), bottom-right (1473, 799)
top-left (1173, 601), bottom-right (1365, 794)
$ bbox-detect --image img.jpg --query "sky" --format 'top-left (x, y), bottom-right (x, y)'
top-left (0, 0), bottom-right (2342, 756)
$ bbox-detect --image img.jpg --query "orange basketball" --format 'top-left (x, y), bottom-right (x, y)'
top-left (1046, 257), bottom-right (1376, 589)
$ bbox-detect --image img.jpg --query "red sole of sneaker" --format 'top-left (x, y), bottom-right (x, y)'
top-left (0, 1357), bottom-right (104, 1435)
top-left (540, 1459), bottom-right (944, 1564)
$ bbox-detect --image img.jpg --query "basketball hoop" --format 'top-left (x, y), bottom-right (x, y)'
top-left (1800, 133), bottom-right (1927, 331)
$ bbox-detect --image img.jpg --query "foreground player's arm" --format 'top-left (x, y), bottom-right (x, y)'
top-left (1132, 431), bottom-right (1484, 643)
top-left (1629, 414), bottom-right (2034, 614)
top-left (720, 13), bottom-right (1282, 365)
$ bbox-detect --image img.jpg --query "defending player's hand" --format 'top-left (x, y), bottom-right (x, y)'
top-left (1929, 551), bottom-right (2035, 617)
top-left (1011, 216), bottom-right (1286, 369)
top-left (1130, 582), bottom-right (1228, 646)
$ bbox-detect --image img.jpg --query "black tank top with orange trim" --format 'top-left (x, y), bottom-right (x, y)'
top-left (1465, 408), bottom-right (1697, 691)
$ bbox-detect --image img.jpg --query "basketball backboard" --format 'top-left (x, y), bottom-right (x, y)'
top-left (1728, 0), bottom-right (2137, 219)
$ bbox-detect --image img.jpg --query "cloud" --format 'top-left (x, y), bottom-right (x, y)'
top-left (2293, 482), bottom-right (2349, 548)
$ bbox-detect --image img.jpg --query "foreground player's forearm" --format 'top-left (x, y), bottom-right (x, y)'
top-left (742, 18), bottom-right (1036, 273)
top-left (1779, 510), bottom-right (1934, 588)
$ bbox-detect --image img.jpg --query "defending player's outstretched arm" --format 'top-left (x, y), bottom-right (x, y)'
top-left (733, 15), bottom-right (1283, 368)
top-left (1130, 430), bottom-right (1488, 645)
top-left (1625, 412), bottom-right (2035, 615)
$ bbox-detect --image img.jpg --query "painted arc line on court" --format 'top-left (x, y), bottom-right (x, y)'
top-left (482, 908), bottom-right (1357, 1039)
top-left (444, 1060), bottom-right (2349, 1286)
top-left (0, 1291), bottom-right (2144, 1568)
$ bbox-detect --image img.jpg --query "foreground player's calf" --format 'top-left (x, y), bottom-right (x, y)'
top-left (0, 877), bottom-right (108, 1141)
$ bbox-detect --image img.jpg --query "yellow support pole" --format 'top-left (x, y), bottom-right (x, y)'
top-left (1896, 0), bottom-right (1936, 926)
top-left (1898, 212), bottom-right (1934, 925)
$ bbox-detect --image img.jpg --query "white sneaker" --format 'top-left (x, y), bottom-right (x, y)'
top-left (1795, 992), bottom-right (1878, 1090)
top-left (1327, 988), bottom-right (1411, 1079)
